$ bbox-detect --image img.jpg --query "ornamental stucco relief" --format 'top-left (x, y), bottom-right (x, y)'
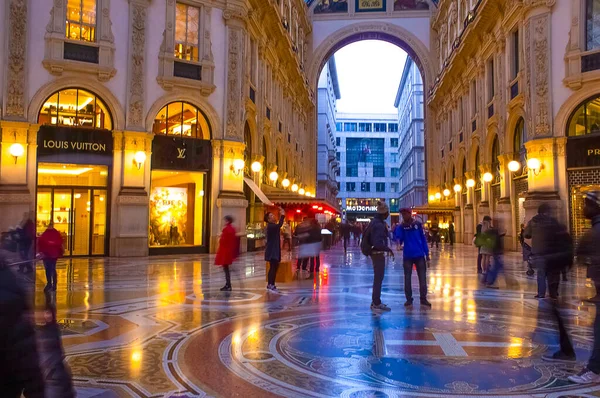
top-left (6, 0), bottom-right (27, 118)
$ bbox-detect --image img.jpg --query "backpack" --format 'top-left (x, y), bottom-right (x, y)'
top-left (361, 223), bottom-right (373, 256)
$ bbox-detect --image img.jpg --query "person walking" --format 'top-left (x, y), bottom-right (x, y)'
top-left (38, 222), bottom-right (64, 292)
top-left (363, 201), bottom-right (394, 312)
top-left (485, 219), bottom-right (507, 288)
top-left (307, 218), bottom-right (323, 279)
top-left (474, 217), bottom-right (489, 274)
top-left (215, 216), bottom-right (239, 291)
top-left (17, 212), bottom-right (36, 273)
top-left (569, 191), bottom-right (600, 384)
top-left (448, 222), bottom-right (455, 246)
top-left (395, 208), bottom-right (431, 308)
top-left (478, 218), bottom-right (494, 280)
top-left (264, 207), bottom-right (285, 292)
top-left (429, 222), bottom-right (440, 249)
top-left (340, 221), bottom-right (351, 251)
top-left (523, 203), bottom-right (563, 299)
top-left (281, 221), bottom-right (292, 251)
top-left (0, 256), bottom-right (45, 398)
top-left (295, 217), bottom-right (312, 276)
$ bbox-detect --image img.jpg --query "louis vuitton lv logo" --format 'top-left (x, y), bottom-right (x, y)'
top-left (177, 148), bottom-right (186, 159)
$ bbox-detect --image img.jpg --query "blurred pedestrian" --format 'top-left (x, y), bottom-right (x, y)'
top-left (215, 216), bottom-right (239, 291)
top-left (448, 222), bottom-right (455, 246)
top-left (18, 211), bottom-right (36, 273)
top-left (264, 207), bottom-right (285, 292)
top-left (569, 191), bottom-right (600, 384)
top-left (38, 222), bottom-right (64, 292)
top-left (477, 217), bottom-right (494, 280)
top-left (307, 218), bottom-right (323, 279)
top-left (429, 222), bottom-right (440, 249)
top-left (340, 220), bottom-right (351, 252)
top-left (362, 201), bottom-right (394, 312)
top-left (0, 256), bottom-right (45, 398)
top-left (295, 217), bottom-right (311, 277)
top-left (485, 219), bottom-right (507, 288)
top-left (281, 220), bottom-right (292, 251)
top-left (395, 208), bottom-right (431, 308)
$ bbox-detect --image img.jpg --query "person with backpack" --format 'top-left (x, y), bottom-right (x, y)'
top-left (395, 208), bottom-right (431, 307)
top-left (38, 222), bottom-right (64, 292)
top-left (214, 215), bottom-right (239, 291)
top-left (569, 191), bottom-right (600, 384)
top-left (362, 201), bottom-right (394, 312)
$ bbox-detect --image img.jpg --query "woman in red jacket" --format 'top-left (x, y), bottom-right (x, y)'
top-left (38, 222), bottom-right (64, 292)
top-left (215, 216), bottom-right (238, 291)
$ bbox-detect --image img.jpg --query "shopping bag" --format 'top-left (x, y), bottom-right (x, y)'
top-left (266, 261), bottom-right (294, 283)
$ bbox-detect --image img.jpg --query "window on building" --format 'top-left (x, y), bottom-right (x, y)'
top-left (336, 137), bottom-right (341, 146)
top-left (390, 138), bottom-right (399, 147)
top-left (335, 169), bottom-right (340, 177)
top-left (344, 122), bottom-right (357, 132)
top-left (388, 123), bottom-right (399, 132)
top-left (374, 123), bottom-right (387, 132)
top-left (376, 183), bottom-right (385, 192)
top-left (38, 88), bottom-right (112, 129)
top-left (174, 3), bottom-right (200, 61)
top-left (514, 117), bottom-right (526, 164)
top-left (492, 135), bottom-right (500, 181)
top-left (361, 182), bottom-right (370, 192)
top-left (373, 166), bottom-right (385, 177)
top-left (459, 97), bottom-right (464, 128)
top-left (390, 153), bottom-right (398, 163)
top-left (346, 182), bottom-right (356, 192)
top-left (471, 80), bottom-right (477, 116)
top-left (66, 0), bottom-right (97, 42)
top-left (359, 122), bottom-right (372, 132)
top-left (150, 101), bottom-right (210, 139)
top-left (346, 166), bottom-right (358, 177)
top-left (336, 152), bottom-right (341, 161)
top-left (391, 183), bottom-right (399, 193)
top-left (336, 182), bottom-right (341, 190)
top-left (487, 59), bottom-right (495, 101)
top-left (512, 29), bottom-right (520, 79)
top-left (587, 0), bottom-right (600, 50)
top-left (391, 168), bottom-right (399, 177)
top-left (568, 95), bottom-right (600, 136)
top-left (336, 122), bottom-right (343, 131)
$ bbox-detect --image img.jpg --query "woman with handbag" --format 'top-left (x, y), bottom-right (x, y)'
top-left (215, 216), bottom-right (238, 291)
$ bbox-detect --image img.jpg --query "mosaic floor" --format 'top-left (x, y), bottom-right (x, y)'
top-left (18, 243), bottom-right (600, 397)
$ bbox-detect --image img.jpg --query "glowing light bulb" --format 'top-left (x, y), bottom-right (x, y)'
top-left (453, 184), bottom-right (462, 192)
top-left (466, 179), bottom-right (476, 188)
top-left (251, 161), bottom-right (262, 173)
top-left (443, 189), bottom-right (451, 197)
top-left (508, 160), bottom-right (521, 172)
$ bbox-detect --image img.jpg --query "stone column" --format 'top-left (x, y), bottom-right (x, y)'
top-left (126, 0), bottom-right (149, 131)
top-left (478, 164), bottom-right (491, 219)
top-left (211, 140), bottom-right (248, 253)
top-left (464, 172), bottom-right (475, 245)
top-left (497, 154), bottom-right (515, 250)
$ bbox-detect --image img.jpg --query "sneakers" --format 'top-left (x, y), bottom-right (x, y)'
top-left (220, 285), bottom-right (232, 292)
top-left (569, 368), bottom-right (600, 384)
top-left (420, 298), bottom-right (432, 308)
top-left (542, 350), bottom-right (576, 363)
top-left (266, 284), bottom-right (280, 293)
top-left (404, 299), bottom-right (414, 307)
top-left (370, 303), bottom-right (392, 312)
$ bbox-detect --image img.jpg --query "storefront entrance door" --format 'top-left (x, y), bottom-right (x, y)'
top-left (36, 187), bottom-right (107, 257)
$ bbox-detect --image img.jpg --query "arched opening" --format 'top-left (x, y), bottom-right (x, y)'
top-left (567, 94), bottom-right (600, 137)
top-left (512, 117), bottom-right (528, 236)
top-left (490, 135), bottom-right (501, 209)
top-left (148, 101), bottom-right (213, 255)
top-left (474, 147), bottom-right (481, 205)
top-left (36, 88), bottom-right (115, 257)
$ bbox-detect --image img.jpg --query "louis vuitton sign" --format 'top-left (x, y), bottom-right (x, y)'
top-left (37, 125), bottom-right (113, 164)
top-left (151, 135), bottom-right (211, 171)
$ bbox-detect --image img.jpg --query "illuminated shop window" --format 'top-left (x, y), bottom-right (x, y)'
top-left (568, 95), bottom-right (600, 137)
top-left (152, 102), bottom-right (210, 139)
top-left (149, 170), bottom-right (206, 247)
top-left (65, 0), bottom-right (97, 42)
top-left (175, 3), bottom-right (200, 62)
top-left (38, 88), bottom-right (112, 130)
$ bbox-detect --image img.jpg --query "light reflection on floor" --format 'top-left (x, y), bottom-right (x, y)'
top-left (16, 243), bottom-right (600, 397)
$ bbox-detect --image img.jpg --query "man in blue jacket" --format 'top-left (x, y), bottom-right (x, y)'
top-left (395, 208), bottom-right (431, 308)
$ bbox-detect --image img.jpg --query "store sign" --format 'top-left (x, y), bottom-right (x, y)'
top-left (567, 135), bottom-right (600, 168)
top-left (152, 135), bottom-right (212, 171)
top-left (37, 125), bottom-right (113, 157)
top-left (356, 0), bottom-right (385, 12)
top-left (346, 205), bottom-right (377, 212)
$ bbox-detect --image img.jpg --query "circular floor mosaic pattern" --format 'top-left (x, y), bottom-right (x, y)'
top-left (214, 309), bottom-right (596, 397)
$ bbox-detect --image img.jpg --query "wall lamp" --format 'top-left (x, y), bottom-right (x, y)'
top-left (527, 158), bottom-right (543, 176)
top-left (269, 170), bottom-right (279, 182)
top-left (250, 160), bottom-right (262, 173)
top-left (9, 143), bottom-right (24, 164)
top-left (507, 160), bottom-right (521, 173)
top-left (466, 179), bottom-right (476, 188)
top-left (435, 192), bottom-right (442, 200)
top-left (453, 184), bottom-right (462, 193)
top-left (282, 178), bottom-right (290, 188)
top-left (298, 187), bottom-right (306, 195)
top-left (429, 194), bottom-right (435, 202)
top-left (134, 151), bottom-right (146, 170)
top-left (443, 189), bottom-right (451, 197)
top-left (291, 183), bottom-right (299, 192)
top-left (230, 158), bottom-right (245, 176)
top-left (483, 172), bottom-right (493, 183)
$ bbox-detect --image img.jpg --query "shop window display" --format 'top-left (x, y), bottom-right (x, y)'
top-left (38, 88), bottom-right (112, 130)
top-left (568, 95), bottom-right (600, 137)
top-left (152, 102), bottom-right (210, 139)
top-left (149, 171), bottom-right (205, 247)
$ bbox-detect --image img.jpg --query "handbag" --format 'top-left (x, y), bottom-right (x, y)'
top-left (298, 242), bottom-right (321, 258)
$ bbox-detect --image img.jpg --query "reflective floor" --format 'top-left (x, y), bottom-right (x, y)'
top-left (20, 243), bottom-right (600, 397)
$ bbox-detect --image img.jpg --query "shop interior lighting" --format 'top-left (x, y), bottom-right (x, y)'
top-left (250, 161), bottom-right (262, 173)
top-left (38, 167), bottom-right (93, 175)
top-left (483, 172), bottom-right (493, 183)
top-left (282, 178), bottom-right (290, 188)
top-left (9, 143), bottom-right (24, 164)
top-left (466, 179), bottom-right (476, 188)
top-left (291, 183), bottom-right (299, 192)
top-left (454, 184), bottom-right (462, 192)
top-left (508, 160), bottom-right (521, 172)
top-left (134, 151), bottom-right (146, 170)
top-left (443, 189), bottom-right (451, 197)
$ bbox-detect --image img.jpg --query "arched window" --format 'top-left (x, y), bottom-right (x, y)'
top-left (38, 88), bottom-right (112, 130)
top-left (567, 95), bottom-right (600, 137)
top-left (514, 117), bottom-right (526, 163)
top-left (152, 102), bottom-right (210, 139)
top-left (474, 148), bottom-right (480, 180)
top-left (262, 137), bottom-right (268, 166)
top-left (491, 135), bottom-right (500, 181)
top-left (244, 122), bottom-right (252, 165)
top-left (462, 158), bottom-right (467, 178)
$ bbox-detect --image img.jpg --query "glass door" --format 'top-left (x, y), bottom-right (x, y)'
top-left (53, 190), bottom-right (73, 255)
top-left (92, 189), bottom-right (107, 255)
top-left (72, 189), bottom-right (90, 256)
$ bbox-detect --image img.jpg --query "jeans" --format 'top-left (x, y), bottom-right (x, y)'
top-left (309, 255), bottom-right (320, 273)
top-left (223, 265), bottom-right (231, 286)
top-left (268, 260), bottom-right (279, 286)
top-left (43, 258), bottom-right (57, 287)
top-left (343, 236), bottom-right (349, 251)
top-left (535, 258), bottom-right (561, 298)
top-left (403, 257), bottom-right (427, 300)
top-left (486, 254), bottom-right (504, 285)
top-left (371, 253), bottom-right (386, 306)
top-left (588, 303), bottom-right (600, 374)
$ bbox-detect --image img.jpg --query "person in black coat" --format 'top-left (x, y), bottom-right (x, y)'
top-left (264, 207), bottom-right (285, 292)
top-left (0, 259), bottom-right (45, 398)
